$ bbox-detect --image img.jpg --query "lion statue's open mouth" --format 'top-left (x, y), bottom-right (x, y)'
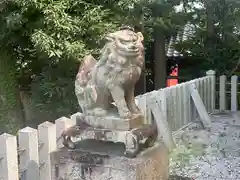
top-left (105, 30), bottom-right (142, 57)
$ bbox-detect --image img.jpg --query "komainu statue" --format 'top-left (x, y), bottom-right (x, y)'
top-left (62, 26), bottom-right (157, 158)
top-left (75, 26), bottom-right (144, 118)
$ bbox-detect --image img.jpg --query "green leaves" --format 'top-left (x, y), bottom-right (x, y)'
top-left (1, 0), bottom-right (120, 61)
top-left (0, 0), bottom-right (124, 122)
top-left (0, 0), bottom-right (192, 128)
top-left (173, 0), bottom-right (240, 76)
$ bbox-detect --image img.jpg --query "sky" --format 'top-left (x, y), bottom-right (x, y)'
top-left (174, 1), bottom-right (204, 13)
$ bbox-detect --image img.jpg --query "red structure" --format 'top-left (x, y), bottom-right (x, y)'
top-left (167, 66), bottom-right (178, 87)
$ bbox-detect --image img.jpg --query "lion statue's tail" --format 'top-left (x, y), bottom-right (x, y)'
top-left (75, 55), bottom-right (98, 113)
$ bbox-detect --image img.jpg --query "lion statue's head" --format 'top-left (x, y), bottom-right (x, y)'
top-left (104, 26), bottom-right (144, 58)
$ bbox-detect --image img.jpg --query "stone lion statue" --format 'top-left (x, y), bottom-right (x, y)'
top-left (75, 26), bottom-right (144, 118)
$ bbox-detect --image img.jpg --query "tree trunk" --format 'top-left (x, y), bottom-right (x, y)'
top-left (154, 27), bottom-right (167, 90)
top-left (134, 7), bottom-right (146, 95)
top-left (205, 0), bottom-right (215, 38)
top-left (204, 0), bottom-right (216, 67)
top-left (0, 50), bottom-right (25, 133)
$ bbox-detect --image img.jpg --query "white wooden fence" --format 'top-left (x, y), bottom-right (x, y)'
top-left (0, 70), bottom-right (222, 180)
top-left (135, 70), bottom-right (216, 131)
top-left (218, 74), bottom-right (239, 111)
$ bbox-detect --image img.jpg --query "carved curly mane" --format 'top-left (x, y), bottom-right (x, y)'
top-left (94, 29), bottom-right (144, 78)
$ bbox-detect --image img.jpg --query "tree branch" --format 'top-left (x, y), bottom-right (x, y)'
top-left (229, 58), bottom-right (240, 77)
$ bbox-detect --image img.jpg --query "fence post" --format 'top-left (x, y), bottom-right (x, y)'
top-left (0, 133), bottom-right (19, 180)
top-left (206, 70), bottom-right (216, 112)
top-left (165, 88), bottom-right (174, 130)
top-left (205, 77), bottom-right (211, 112)
top-left (136, 95), bottom-right (152, 125)
top-left (170, 87), bottom-right (178, 130)
top-left (176, 85), bottom-right (183, 129)
top-left (189, 83), bottom-right (212, 128)
top-left (182, 83), bottom-right (191, 124)
top-left (231, 75), bottom-right (238, 111)
top-left (18, 127), bottom-right (40, 180)
top-left (203, 78), bottom-right (208, 110)
top-left (219, 75), bottom-right (226, 111)
top-left (38, 121), bottom-right (57, 180)
top-left (148, 90), bottom-right (176, 150)
top-left (70, 112), bottom-right (82, 124)
top-left (191, 81), bottom-right (198, 119)
top-left (55, 117), bottom-right (75, 148)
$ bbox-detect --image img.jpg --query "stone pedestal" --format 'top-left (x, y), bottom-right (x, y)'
top-left (62, 114), bottom-right (157, 157)
top-left (77, 113), bottom-right (144, 130)
top-left (51, 140), bottom-right (169, 180)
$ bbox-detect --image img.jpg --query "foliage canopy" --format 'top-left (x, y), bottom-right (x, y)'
top-left (1, 0), bottom-right (240, 129)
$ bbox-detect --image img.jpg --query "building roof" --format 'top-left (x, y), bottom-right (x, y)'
top-left (166, 23), bottom-right (195, 57)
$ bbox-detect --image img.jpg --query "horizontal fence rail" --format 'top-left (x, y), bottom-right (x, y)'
top-left (0, 70), bottom-right (219, 180)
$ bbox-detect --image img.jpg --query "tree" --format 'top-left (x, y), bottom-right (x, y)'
top-left (1, 0), bottom-right (171, 128)
top-left (0, 50), bottom-right (24, 133)
top-left (0, 0), bottom-right (122, 129)
top-left (0, 0), bottom-right (197, 131)
top-left (94, 0), bottom-right (188, 90)
top-left (175, 0), bottom-right (240, 77)
top-left (140, 0), bottom-right (187, 89)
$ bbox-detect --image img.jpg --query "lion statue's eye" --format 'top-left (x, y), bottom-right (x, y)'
top-left (86, 72), bottom-right (91, 78)
top-left (119, 39), bottom-right (127, 44)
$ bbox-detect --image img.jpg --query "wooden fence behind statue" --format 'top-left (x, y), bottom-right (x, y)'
top-left (216, 74), bottom-right (239, 111)
top-left (135, 70), bottom-right (216, 131)
top-left (0, 70), bottom-right (226, 180)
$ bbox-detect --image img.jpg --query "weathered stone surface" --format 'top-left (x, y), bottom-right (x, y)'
top-left (51, 140), bottom-right (168, 180)
top-left (62, 123), bottom-right (158, 158)
top-left (83, 114), bottom-right (144, 130)
top-left (61, 26), bottom-right (158, 158)
top-left (74, 26), bottom-right (144, 119)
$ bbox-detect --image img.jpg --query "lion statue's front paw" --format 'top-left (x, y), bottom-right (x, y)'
top-left (132, 111), bottom-right (142, 116)
top-left (119, 109), bottom-right (132, 119)
top-left (93, 108), bottom-right (108, 117)
top-left (128, 105), bottom-right (142, 116)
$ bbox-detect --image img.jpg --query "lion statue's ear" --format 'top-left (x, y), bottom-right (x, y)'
top-left (137, 32), bottom-right (144, 42)
top-left (105, 33), bottom-right (115, 42)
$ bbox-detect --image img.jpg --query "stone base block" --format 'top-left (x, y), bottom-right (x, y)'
top-left (78, 113), bottom-right (144, 130)
top-left (51, 140), bottom-right (169, 180)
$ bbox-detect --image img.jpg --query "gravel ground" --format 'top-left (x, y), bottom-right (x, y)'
top-left (170, 112), bottom-right (240, 180)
